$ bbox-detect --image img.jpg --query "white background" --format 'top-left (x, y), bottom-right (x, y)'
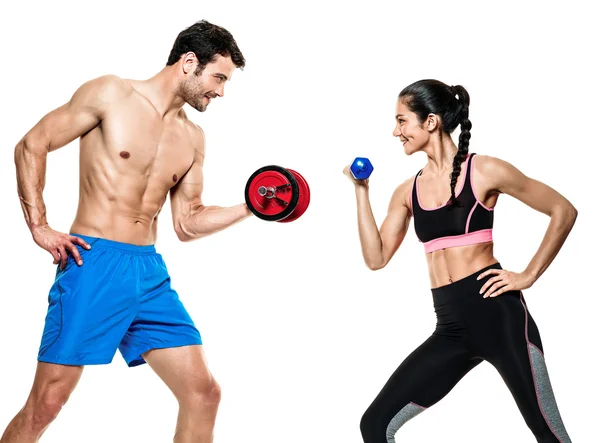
top-left (1, 1), bottom-right (598, 442)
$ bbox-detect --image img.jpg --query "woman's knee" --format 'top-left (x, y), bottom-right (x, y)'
top-left (360, 403), bottom-right (382, 442)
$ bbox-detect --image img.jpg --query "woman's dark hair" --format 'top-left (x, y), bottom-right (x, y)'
top-left (166, 20), bottom-right (246, 74)
top-left (399, 79), bottom-right (471, 208)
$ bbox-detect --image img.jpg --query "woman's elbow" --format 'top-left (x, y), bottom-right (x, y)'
top-left (365, 259), bottom-right (386, 271)
top-left (563, 200), bottom-right (578, 223)
top-left (569, 204), bottom-right (578, 226)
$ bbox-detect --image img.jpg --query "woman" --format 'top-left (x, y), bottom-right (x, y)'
top-left (344, 79), bottom-right (576, 443)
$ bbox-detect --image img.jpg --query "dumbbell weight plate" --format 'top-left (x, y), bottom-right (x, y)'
top-left (350, 157), bottom-right (374, 180)
top-left (245, 165), bottom-right (299, 221)
top-left (278, 169), bottom-right (310, 223)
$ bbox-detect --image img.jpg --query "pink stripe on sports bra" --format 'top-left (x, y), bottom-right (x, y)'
top-left (423, 229), bottom-right (493, 253)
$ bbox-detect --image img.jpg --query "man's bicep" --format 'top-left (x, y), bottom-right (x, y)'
top-left (24, 75), bottom-right (123, 152)
top-left (170, 158), bottom-right (205, 220)
top-left (28, 103), bottom-right (99, 152)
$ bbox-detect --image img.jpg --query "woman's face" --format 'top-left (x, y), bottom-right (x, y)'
top-left (393, 99), bottom-right (430, 155)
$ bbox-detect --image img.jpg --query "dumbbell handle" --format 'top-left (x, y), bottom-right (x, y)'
top-left (258, 186), bottom-right (275, 198)
top-left (258, 183), bottom-right (292, 198)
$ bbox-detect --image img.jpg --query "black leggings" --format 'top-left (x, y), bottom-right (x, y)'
top-left (360, 263), bottom-right (571, 443)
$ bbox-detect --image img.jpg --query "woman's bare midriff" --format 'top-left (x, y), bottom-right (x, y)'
top-left (426, 242), bottom-right (498, 288)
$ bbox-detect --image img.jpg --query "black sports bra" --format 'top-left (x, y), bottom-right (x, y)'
top-left (411, 153), bottom-right (494, 253)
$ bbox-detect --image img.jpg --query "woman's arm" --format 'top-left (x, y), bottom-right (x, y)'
top-left (476, 155), bottom-right (578, 297)
top-left (344, 168), bottom-right (413, 270)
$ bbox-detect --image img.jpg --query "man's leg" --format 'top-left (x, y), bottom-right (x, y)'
top-left (1, 363), bottom-right (83, 443)
top-left (144, 345), bottom-right (220, 443)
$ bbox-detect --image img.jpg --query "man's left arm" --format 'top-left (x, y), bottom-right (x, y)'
top-left (170, 132), bottom-right (252, 242)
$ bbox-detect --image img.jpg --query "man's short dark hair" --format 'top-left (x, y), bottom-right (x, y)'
top-left (167, 20), bottom-right (245, 73)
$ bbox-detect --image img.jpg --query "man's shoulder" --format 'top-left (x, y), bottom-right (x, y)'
top-left (188, 122), bottom-right (206, 155)
top-left (78, 74), bottom-right (132, 101)
top-left (178, 110), bottom-right (205, 148)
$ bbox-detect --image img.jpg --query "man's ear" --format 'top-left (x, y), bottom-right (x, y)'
top-left (181, 52), bottom-right (198, 74)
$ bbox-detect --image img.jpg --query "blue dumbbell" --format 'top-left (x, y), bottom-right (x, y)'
top-left (350, 157), bottom-right (374, 180)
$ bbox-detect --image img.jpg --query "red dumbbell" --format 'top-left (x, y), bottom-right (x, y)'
top-left (244, 165), bottom-right (310, 222)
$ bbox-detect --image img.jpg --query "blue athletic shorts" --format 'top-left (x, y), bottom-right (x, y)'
top-left (38, 234), bottom-right (202, 367)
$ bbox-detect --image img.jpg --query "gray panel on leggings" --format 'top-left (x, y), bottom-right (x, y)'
top-left (386, 403), bottom-right (425, 443)
top-left (529, 344), bottom-right (571, 443)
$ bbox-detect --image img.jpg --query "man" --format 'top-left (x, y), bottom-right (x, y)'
top-left (3, 20), bottom-right (250, 443)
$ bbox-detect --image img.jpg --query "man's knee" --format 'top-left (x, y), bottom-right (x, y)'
top-left (25, 386), bottom-right (71, 429)
top-left (181, 378), bottom-right (221, 410)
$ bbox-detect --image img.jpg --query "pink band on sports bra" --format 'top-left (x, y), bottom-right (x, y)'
top-left (423, 229), bottom-right (493, 253)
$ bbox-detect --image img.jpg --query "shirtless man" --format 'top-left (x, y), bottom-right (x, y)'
top-left (3, 20), bottom-right (250, 443)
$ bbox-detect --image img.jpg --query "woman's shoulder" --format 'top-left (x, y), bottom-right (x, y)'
top-left (389, 174), bottom-right (418, 213)
top-left (398, 174), bottom-right (418, 193)
top-left (471, 153), bottom-right (515, 176)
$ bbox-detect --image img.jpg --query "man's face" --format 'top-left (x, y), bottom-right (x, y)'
top-left (180, 54), bottom-right (236, 112)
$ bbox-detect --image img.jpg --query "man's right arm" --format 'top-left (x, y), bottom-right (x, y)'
top-left (170, 128), bottom-right (252, 242)
top-left (14, 75), bottom-right (125, 268)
